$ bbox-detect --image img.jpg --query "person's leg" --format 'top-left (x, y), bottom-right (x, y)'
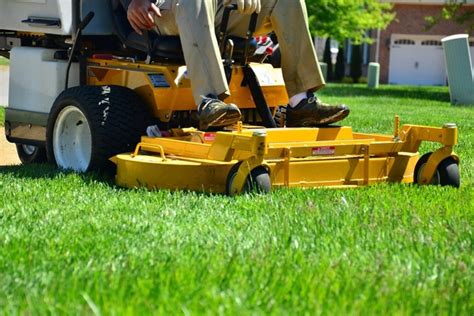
top-left (270, 0), bottom-right (324, 98)
top-left (218, 0), bottom-right (348, 127)
top-left (174, 0), bottom-right (230, 104)
top-left (267, 0), bottom-right (349, 126)
top-left (153, 0), bottom-right (240, 130)
top-left (270, 0), bottom-right (349, 126)
top-left (215, 0), bottom-right (324, 96)
top-left (215, 0), bottom-right (324, 94)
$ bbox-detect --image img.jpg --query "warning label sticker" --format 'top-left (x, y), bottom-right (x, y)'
top-left (204, 133), bottom-right (216, 142)
top-left (312, 146), bottom-right (336, 156)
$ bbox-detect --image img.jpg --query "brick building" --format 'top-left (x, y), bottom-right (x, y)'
top-left (372, 0), bottom-right (474, 85)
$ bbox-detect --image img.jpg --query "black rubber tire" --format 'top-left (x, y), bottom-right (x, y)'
top-left (226, 163), bottom-right (271, 195)
top-left (414, 152), bottom-right (460, 188)
top-left (46, 85), bottom-right (148, 172)
top-left (15, 144), bottom-right (47, 164)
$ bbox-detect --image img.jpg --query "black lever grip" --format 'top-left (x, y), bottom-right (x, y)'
top-left (219, 4), bottom-right (259, 55)
top-left (248, 12), bottom-right (258, 35)
top-left (78, 11), bottom-right (95, 31)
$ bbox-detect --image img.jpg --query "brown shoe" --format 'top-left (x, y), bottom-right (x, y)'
top-left (198, 95), bottom-right (241, 130)
top-left (286, 93), bottom-right (350, 127)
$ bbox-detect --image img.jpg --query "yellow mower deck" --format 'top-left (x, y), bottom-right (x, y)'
top-left (110, 119), bottom-right (459, 195)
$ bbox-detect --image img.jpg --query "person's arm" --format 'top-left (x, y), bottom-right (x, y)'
top-left (127, 0), bottom-right (161, 35)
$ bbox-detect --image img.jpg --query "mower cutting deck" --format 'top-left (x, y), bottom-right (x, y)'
top-left (111, 118), bottom-right (460, 195)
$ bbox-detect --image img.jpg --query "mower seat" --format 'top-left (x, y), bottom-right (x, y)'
top-left (110, 0), bottom-right (257, 62)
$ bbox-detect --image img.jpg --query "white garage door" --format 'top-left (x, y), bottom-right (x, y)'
top-left (389, 35), bottom-right (447, 86)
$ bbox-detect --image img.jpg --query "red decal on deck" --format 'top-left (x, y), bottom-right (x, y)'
top-left (204, 133), bottom-right (216, 142)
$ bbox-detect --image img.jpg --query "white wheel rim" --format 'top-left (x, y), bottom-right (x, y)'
top-left (22, 144), bottom-right (37, 156)
top-left (53, 106), bottom-right (92, 172)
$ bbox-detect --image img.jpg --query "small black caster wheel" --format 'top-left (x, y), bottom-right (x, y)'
top-left (226, 163), bottom-right (271, 195)
top-left (414, 152), bottom-right (460, 188)
top-left (15, 144), bottom-right (47, 164)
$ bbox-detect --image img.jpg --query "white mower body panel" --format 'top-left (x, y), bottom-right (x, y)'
top-left (0, 0), bottom-right (75, 35)
top-left (0, 0), bottom-right (114, 36)
top-left (9, 46), bottom-right (79, 113)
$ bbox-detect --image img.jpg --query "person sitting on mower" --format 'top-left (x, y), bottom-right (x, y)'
top-left (127, 0), bottom-right (350, 130)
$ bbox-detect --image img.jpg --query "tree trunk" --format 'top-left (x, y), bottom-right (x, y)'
top-left (350, 44), bottom-right (362, 83)
top-left (335, 45), bottom-right (345, 81)
top-left (323, 38), bottom-right (333, 81)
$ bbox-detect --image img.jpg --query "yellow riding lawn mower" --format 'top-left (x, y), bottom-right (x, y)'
top-left (0, 0), bottom-right (460, 194)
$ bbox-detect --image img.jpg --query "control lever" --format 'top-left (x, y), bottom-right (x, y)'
top-left (224, 39), bottom-right (235, 83)
top-left (65, 11), bottom-right (95, 90)
top-left (219, 4), bottom-right (258, 64)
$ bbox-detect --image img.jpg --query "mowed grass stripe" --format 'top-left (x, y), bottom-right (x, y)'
top-left (0, 57), bottom-right (8, 66)
top-left (0, 106), bottom-right (4, 127)
top-left (0, 85), bottom-right (473, 314)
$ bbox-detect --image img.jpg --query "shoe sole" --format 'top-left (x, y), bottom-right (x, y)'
top-left (292, 109), bottom-right (350, 127)
top-left (200, 111), bottom-right (241, 130)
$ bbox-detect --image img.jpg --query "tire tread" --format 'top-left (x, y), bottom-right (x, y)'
top-left (47, 85), bottom-right (148, 171)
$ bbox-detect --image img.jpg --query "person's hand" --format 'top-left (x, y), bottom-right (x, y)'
top-left (225, 0), bottom-right (261, 14)
top-left (127, 0), bottom-right (161, 35)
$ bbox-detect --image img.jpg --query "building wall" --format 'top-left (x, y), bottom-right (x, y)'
top-left (373, 4), bottom-right (473, 83)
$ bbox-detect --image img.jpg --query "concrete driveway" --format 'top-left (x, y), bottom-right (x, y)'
top-left (0, 65), bottom-right (8, 106)
top-left (0, 66), bottom-right (19, 165)
top-left (0, 128), bottom-right (20, 165)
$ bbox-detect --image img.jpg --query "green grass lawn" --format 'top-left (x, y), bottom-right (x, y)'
top-left (0, 85), bottom-right (473, 314)
top-left (0, 56), bottom-right (9, 66)
top-left (0, 106), bottom-right (4, 126)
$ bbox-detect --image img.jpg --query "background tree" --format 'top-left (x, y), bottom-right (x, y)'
top-left (306, 0), bottom-right (394, 83)
top-left (323, 38), bottom-right (334, 81)
top-left (350, 44), bottom-right (362, 83)
top-left (425, 0), bottom-right (474, 33)
top-left (305, 0), bottom-right (394, 44)
top-left (335, 45), bottom-right (345, 81)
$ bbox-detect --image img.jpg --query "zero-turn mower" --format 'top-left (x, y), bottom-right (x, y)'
top-left (0, 1), bottom-right (460, 194)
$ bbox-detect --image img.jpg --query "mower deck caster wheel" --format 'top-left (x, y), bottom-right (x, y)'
top-left (15, 144), bottom-right (47, 164)
top-left (414, 152), bottom-right (460, 188)
top-left (226, 163), bottom-right (271, 195)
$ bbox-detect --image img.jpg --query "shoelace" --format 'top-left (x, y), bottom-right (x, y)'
top-left (198, 96), bottom-right (216, 112)
top-left (307, 95), bottom-right (317, 104)
top-left (274, 105), bottom-right (287, 127)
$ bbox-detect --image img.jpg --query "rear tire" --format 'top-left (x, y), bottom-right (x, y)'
top-left (46, 85), bottom-right (148, 172)
top-left (414, 152), bottom-right (460, 188)
top-left (15, 144), bottom-right (47, 164)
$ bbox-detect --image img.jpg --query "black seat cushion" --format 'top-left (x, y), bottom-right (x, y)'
top-left (110, 0), bottom-right (256, 62)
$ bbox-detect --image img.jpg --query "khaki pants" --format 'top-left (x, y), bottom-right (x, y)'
top-left (153, 0), bottom-right (325, 104)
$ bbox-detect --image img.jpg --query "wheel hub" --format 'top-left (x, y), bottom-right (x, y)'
top-left (53, 106), bottom-right (92, 172)
top-left (21, 144), bottom-right (37, 156)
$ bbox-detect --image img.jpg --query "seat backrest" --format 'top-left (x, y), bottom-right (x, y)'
top-left (82, 0), bottom-right (115, 36)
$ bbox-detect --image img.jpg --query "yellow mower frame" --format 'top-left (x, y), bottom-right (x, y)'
top-left (110, 117), bottom-right (459, 195)
top-left (87, 57), bottom-right (287, 123)
top-left (85, 57), bottom-right (460, 195)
